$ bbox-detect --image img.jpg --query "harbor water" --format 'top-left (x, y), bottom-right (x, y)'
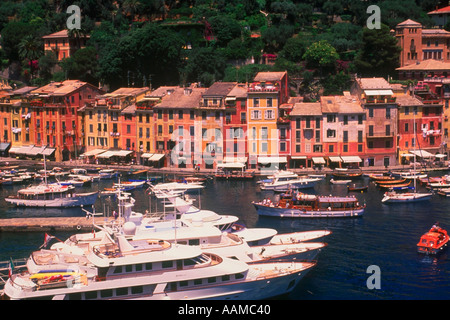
top-left (1, 172), bottom-right (449, 300)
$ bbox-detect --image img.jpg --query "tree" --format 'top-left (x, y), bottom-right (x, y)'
top-left (303, 40), bottom-right (339, 70)
top-left (354, 24), bottom-right (401, 77)
top-left (60, 46), bottom-right (99, 83)
top-left (279, 36), bottom-right (308, 62)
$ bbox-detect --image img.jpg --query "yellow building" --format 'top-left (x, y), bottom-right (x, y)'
top-left (247, 71), bottom-right (289, 169)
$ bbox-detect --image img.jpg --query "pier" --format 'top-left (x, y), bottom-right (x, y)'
top-left (0, 216), bottom-right (123, 232)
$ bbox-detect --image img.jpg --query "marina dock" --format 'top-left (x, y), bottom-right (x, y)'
top-left (0, 217), bottom-right (122, 232)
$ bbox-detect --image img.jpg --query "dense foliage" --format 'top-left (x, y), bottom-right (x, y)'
top-left (0, 0), bottom-right (442, 95)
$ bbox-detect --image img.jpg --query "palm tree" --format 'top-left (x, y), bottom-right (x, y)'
top-left (18, 35), bottom-right (43, 79)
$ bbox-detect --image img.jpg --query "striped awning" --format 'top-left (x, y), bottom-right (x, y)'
top-left (312, 157), bottom-right (326, 164)
top-left (340, 156), bottom-right (362, 163)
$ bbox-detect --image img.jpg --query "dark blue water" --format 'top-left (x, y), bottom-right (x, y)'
top-left (1, 172), bottom-right (449, 300)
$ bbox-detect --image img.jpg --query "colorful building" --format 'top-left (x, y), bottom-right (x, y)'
top-left (351, 77), bottom-right (398, 167)
top-left (289, 102), bottom-right (322, 169)
top-left (223, 83), bottom-right (248, 165)
top-left (321, 93), bottom-right (366, 168)
top-left (395, 19), bottom-right (450, 69)
top-left (42, 30), bottom-right (89, 61)
top-left (28, 80), bottom-right (103, 161)
top-left (247, 71), bottom-right (289, 170)
top-left (152, 85), bottom-right (206, 168)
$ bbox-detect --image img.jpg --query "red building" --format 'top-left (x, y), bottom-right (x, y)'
top-left (29, 80), bottom-right (103, 161)
top-left (223, 83), bottom-right (248, 165)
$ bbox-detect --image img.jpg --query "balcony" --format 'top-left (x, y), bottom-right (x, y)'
top-left (110, 132), bottom-right (120, 137)
top-left (248, 81), bottom-right (280, 93)
top-left (277, 116), bottom-right (290, 124)
top-left (366, 131), bottom-right (395, 138)
top-left (364, 97), bottom-right (396, 104)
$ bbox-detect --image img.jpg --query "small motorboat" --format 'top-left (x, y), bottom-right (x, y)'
top-left (437, 188), bottom-right (450, 197)
top-left (347, 184), bottom-right (368, 192)
top-left (330, 179), bottom-right (351, 185)
top-left (417, 224), bottom-right (449, 255)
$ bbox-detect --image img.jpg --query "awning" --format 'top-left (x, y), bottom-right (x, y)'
top-left (258, 156), bottom-right (288, 163)
top-left (14, 146), bottom-right (34, 155)
top-left (291, 156), bottom-right (307, 160)
top-left (217, 162), bottom-right (245, 169)
top-left (435, 154), bottom-right (447, 158)
top-left (329, 156), bottom-right (342, 162)
top-left (97, 150), bottom-right (117, 158)
top-left (40, 148), bottom-right (55, 156)
top-left (97, 150), bottom-right (133, 158)
top-left (364, 89), bottom-right (394, 96)
top-left (410, 150), bottom-right (434, 158)
top-left (27, 146), bottom-right (47, 156)
top-left (141, 153), bottom-right (154, 159)
top-left (9, 146), bottom-right (21, 153)
top-left (223, 156), bottom-right (247, 163)
top-left (340, 156), bottom-right (362, 163)
top-left (401, 153), bottom-right (415, 157)
top-left (149, 154), bottom-right (165, 161)
top-left (0, 142), bottom-right (10, 152)
top-left (81, 149), bottom-right (107, 157)
top-left (115, 150), bottom-right (133, 157)
top-left (312, 157), bottom-right (326, 164)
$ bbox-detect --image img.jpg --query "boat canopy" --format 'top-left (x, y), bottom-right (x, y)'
top-left (318, 196), bottom-right (358, 203)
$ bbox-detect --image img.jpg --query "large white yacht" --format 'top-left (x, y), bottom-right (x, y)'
top-left (3, 235), bottom-right (316, 300)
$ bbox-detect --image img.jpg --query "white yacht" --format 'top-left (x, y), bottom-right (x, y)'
top-left (3, 236), bottom-right (316, 300)
top-left (259, 170), bottom-right (321, 191)
top-left (5, 184), bottom-right (98, 208)
top-left (151, 182), bottom-right (205, 194)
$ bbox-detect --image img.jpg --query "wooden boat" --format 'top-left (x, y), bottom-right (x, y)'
top-left (417, 224), bottom-right (449, 255)
top-left (332, 168), bottom-right (362, 179)
top-left (377, 181), bottom-right (411, 189)
top-left (252, 192), bottom-right (365, 218)
top-left (347, 184), bottom-right (368, 192)
top-left (375, 178), bottom-right (406, 185)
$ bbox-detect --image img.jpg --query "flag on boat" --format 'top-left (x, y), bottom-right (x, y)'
top-left (39, 233), bottom-right (55, 249)
top-left (8, 257), bottom-right (14, 278)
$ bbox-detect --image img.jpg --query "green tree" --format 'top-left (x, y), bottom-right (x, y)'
top-left (279, 36), bottom-right (308, 62)
top-left (354, 24), bottom-right (401, 77)
top-left (303, 40), bottom-right (339, 70)
top-left (60, 46), bottom-right (99, 83)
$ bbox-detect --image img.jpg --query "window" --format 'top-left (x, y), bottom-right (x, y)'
top-left (343, 115), bottom-right (348, 125)
top-left (178, 110), bottom-right (183, 119)
top-left (296, 118), bottom-right (301, 129)
top-left (369, 108), bottom-right (374, 118)
top-left (267, 98), bottom-right (273, 107)
top-left (169, 110), bottom-right (173, 120)
top-left (326, 129), bottom-right (336, 138)
top-left (343, 131), bottom-right (348, 142)
top-left (280, 142), bottom-right (286, 152)
top-left (261, 127), bottom-right (268, 140)
top-left (251, 110), bottom-right (261, 120)
top-left (261, 142), bottom-right (268, 152)
top-left (253, 98), bottom-right (259, 107)
top-left (358, 131), bottom-right (363, 143)
top-left (265, 110), bottom-right (274, 119)
top-left (386, 108), bottom-right (391, 119)
top-left (327, 114), bottom-right (336, 123)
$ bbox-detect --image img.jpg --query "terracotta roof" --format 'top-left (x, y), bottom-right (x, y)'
top-left (253, 71), bottom-right (287, 82)
top-left (202, 82), bottom-right (236, 97)
top-left (227, 84), bottom-right (247, 99)
top-left (156, 87), bottom-right (206, 109)
top-left (396, 19), bottom-right (422, 27)
top-left (42, 30), bottom-right (90, 39)
top-left (356, 77), bottom-right (392, 90)
top-left (395, 95), bottom-right (424, 106)
top-left (320, 95), bottom-right (363, 114)
top-left (428, 6), bottom-right (450, 14)
top-left (396, 59), bottom-right (450, 71)
top-left (105, 87), bottom-right (149, 98)
top-left (31, 80), bottom-right (89, 96)
top-left (121, 104), bottom-right (136, 114)
top-left (12, 86), bottom-right (37, 95)
top-left (422, 29), bottom-right (450, 36)
top-left (290, 102), bottom-right (322, 116)
top-left (146, 86), bottom-right (178, 98)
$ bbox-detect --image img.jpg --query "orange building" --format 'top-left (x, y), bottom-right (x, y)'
top-left (395, 19), bottom-right (450, 69)
top-left (29, 80), bottom-right (103, 161)
top-left (42, 30), bottom-right (89, 61)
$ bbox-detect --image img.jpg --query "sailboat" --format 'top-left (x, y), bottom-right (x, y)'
top-left (381, 114), bottom-right (432, 204)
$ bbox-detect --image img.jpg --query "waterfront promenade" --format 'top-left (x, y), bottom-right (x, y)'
top-left (1, 157), bottom-right (448, 177)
